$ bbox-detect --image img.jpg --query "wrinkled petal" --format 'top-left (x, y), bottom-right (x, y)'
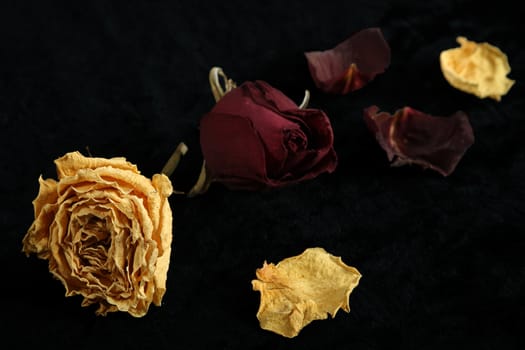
top-left (55, 151), bottom-right (139, 179)
top-left (440, 36), bottom-right (515, 101)
top-left (278, 109), bottom-right (337, 179)
top-left (305, 27), bottom-right (391, 94)
top-left (252, 247), bottom-right (361, 338)
top-left (364, 105), bottom-right (475, 176)
top-left (200, 112), bottom-right (270, 190)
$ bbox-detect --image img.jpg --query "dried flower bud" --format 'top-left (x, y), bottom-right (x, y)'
top-left (200, 81), bottom-right (337, 190)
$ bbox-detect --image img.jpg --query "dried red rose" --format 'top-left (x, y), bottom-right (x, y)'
top-left (199, 81), bottom-right (337, 190)
top-left (364, 106), bottom-right (474, 176)
top-left (305, 27), bottom-right (391, 94)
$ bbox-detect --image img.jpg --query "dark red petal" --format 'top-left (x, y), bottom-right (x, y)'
top-left (208, 82), bottom-right (298, 179)
top-left (249, 86), bottom-right (338, 181)
top-left (199, 112), bottom-right (270, 190)
top-left (279, 109), bottom-right (338, 180)
top-left (363, 106), bottom-right (397, 161)
top-left (250, 80), bottom-right (299, 111)
top-left (305, 27), bottom-right (391, 94)
top-left (364, 105), bottom-right (475, 176)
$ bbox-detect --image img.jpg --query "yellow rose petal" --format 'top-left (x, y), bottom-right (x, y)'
top-left (251, 247), bottom-right (361, 338)
top-left (55, 151), bottom-right (139, 179)
top-left (440, 36), bottom-right (515, 101)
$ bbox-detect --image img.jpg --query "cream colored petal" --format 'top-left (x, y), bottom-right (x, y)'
top-left (56, 168), bottom-right (134, 199)
top-left (32, 176), bottom-right (58, 218)
top-left (57, 166), bottom-right (168, 235)
top-left (252, 247), bottom-right (361, 338)
top-left (152, 173), bottom-right (173, 197)
top-left (55, 151), bottom-right (139, 179)
top-left (22, 176), bottom-right (59, 256)
top-left (22, 202), bottom-right (58, 257)
top-left (128, 196), bottom-right (154, 241)
top-left (440, 36), bottom-right (515, 101)
top-left (152, 196), bottom-right (173, 305)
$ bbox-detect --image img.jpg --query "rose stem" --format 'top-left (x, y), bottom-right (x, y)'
top-left (161, 142), bottom-right (188, 177)
top-left (183, 66), bottom-right (237, 197)
top-left (187, 160), bottom-right (213, 197)
top-left (298, 90), bottom-right (310, 109)
top-left (209, 66), bottom-right (237, 102)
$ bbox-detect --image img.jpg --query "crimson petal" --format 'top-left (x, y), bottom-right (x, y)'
top-left (364, 105), bottom-right (475, 176)
top-left (305, 27), bottom-right (391, 94)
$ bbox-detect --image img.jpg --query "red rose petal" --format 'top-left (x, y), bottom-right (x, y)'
top-left (364, 105), bottom-right (475, 176)
top-left (200, 112), bottom-right (270, 190)
top-left (305, 27), bottom-right (391, 94)
top-left (279, 109), bottom-right (337, 179)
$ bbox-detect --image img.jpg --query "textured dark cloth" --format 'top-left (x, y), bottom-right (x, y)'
top-left (1, 1), bottom-right (524, 349)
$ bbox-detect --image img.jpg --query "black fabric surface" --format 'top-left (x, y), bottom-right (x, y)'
top-left (2, 1), bottom-right (524, 349)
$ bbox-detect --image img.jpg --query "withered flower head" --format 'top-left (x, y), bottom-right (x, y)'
top-left (22, 151), bottom-right (173, 317)
top-left (364, 105), bottom-right (475, 176)
top-left (199, 80), bottom-right (337, 191)
top-left (440, 36), bottom-right (515, 101)
top-left (305, 27), bottom-right (391, 94)
top-left (252, 247), bottom-right (361, 338)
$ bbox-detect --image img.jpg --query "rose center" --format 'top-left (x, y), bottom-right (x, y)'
top-left (81, 216), bottom-right (110, 243)
top-left (285, 129), bottom-right (307, 152)
top-left (75, 215), bottom-right (111, 267)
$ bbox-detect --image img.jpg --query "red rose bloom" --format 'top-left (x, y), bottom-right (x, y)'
top-left (199, 81), bottom-right (337, 190)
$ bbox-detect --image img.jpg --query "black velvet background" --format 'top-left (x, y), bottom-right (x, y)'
top-left (2, 1), bottom-right (524, 349)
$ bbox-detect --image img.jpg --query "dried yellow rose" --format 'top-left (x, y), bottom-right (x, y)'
top-left (440, 36), bottom-right (515, 101)
top-left (22, 151), bottom-right (173, 317)
top-left (251, 247), bottom-right (361, 338)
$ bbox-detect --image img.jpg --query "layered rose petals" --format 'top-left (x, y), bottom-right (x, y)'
top-left (22, 152), bottom-right (173, 317)
top-left (305, 27), bottom-right (391, 94)
top-left (364, 106), bottom-right (475, 176)
top-left (200, 81), bottom-right (337, 190)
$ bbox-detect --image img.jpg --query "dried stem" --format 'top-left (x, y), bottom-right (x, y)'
top-left (187, 160), bottom-right (213, 197)
top-left (298, 90), bottom-right (310, 109)
top-left (161, 68), bottom-right (237, 195)
top-left (161, 142), bottom-right (188, 177)
top-left (184, 67), bottom-right (237, 197)
top-left (209, 67), bottom-right (237, 102)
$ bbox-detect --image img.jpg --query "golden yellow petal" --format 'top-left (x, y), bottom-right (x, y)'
top-left (55, 166), bottom-right (167, 234)
top-left (440, 36), bottom-right (515, 101)
top-left (22, 204), bottom-right (57, 257)
top-left (152, 195), bottom-right (173, 305)
top-left (152, 173), bottom-right (174, 198)
top-left (32, 176), bottom-right (58, 218)
top-left (54, 151), bottom-right (139, 179)
top-left (22, 176), bottom-right (59, 256)
top-left (251, 247), bottom-right (361, 338)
